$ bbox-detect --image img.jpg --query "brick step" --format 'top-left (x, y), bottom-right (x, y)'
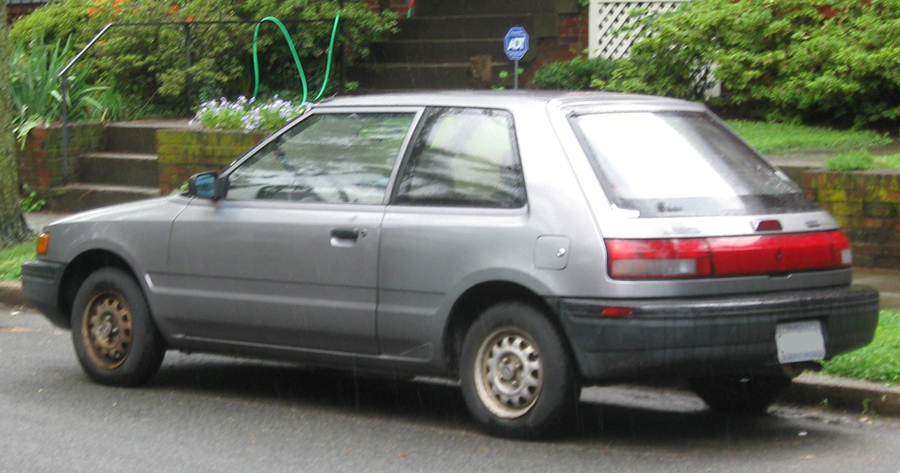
top-left (78, 152), bottom-right (159, 187)
top-left (105, 120), bottom-right (192, 155)
top-left (370, 38), bottom-right (536, 64)
top-left (347, 62), bottom-right (516, 90)
top-left (47, 184), bottom-right (160, 213)
top-left (391, 14), bottom-right (558, 41)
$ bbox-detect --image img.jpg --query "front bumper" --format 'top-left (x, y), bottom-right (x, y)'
top-left (554, 285), bottom-right (879, 384)
top-left (21, 259), bottom-right (69, 328)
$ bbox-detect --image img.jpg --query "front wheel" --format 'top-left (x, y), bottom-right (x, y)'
top-left (459, 302), bottom-right (579, 439)
top-left (688, 374), bottom-right (792, 415)
top-left (71, 267), bottom-right (165, 387)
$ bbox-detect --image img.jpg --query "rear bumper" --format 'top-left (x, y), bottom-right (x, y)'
top-left (554, 285), bottom-right (879, 384)
top-left (21, 259), bottom-right (69, 328)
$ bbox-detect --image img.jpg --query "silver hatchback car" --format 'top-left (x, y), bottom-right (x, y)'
top-left (23, 91), bottom-right (879, 439)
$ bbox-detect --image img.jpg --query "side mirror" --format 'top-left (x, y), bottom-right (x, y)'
top-left (188, 171), bottom-right (229, 200)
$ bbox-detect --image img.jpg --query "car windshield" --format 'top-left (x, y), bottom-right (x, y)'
top-left (570, 111), bottom-right (817, 218)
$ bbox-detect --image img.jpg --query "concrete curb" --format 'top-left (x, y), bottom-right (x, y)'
top-left (0, 281), bottom-right (29, 308)
top-left (785, 373), bottom-right (900, 417)
top-left (2, 279), bottom-right (898, 417)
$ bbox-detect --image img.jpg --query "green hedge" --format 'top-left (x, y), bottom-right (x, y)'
top-left (618, 0), bottom-right (900, 126)
top-left (534, 0), bottom-right (900, 128)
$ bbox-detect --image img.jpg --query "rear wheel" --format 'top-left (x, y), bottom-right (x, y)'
top-left (688, 374), bottom-right (792, 415)
top-left (460, 301), bottom-right (579, 439)
top-left (71, 267), bottom-right (165, 386)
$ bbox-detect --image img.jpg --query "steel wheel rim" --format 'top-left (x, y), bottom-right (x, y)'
top-left (80, 291), bottom-right (134, 369)
top-left (473, 326), bottom-right (543, 419)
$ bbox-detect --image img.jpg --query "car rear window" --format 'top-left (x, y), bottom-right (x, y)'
top-left (569, 111), bottom-right (817, 218)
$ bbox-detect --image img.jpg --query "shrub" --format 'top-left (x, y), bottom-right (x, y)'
top-left (612, 0), bottom-right (900, 127)
top-left (11, 0), bottom-right (397, 116)
top-left (532, 56), bottom-right (621, 91)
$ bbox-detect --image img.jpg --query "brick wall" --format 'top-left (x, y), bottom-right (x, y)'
top-left (157, 129), bottom-right (268, 194)
top-left (803, 170), bottom-right (900, 269)
top-left (534, 10), bottom-right (590, 70)
top-left (16, 123), bottom-right (104, 191)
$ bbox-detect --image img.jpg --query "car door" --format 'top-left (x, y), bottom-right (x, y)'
top-left (163, 109), bottom-right (419, 354)
top-left (377, 107), bottom-right (530, 360)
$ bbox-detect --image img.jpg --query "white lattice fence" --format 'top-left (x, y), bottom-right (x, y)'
top-left (588, 0), bottom-right (689, 59)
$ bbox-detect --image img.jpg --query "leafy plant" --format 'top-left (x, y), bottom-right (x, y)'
top-left (533, 56), bottom-right (622, 91)
top-left (612, 0), bottom-right (900, 126)
top-left (861, 399), bottom-right (878, 417)
top-left (19, 185), bottom-right (46, 213)
top-left (191, 96), bottom-right (306, 131)
top-left (9, 36), bottom-right (110, 148)
top-left (492, 68), bottom-right (524, 90)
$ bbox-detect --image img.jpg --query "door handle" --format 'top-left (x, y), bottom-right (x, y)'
top-left (331, 227), bottom-right (360, 241)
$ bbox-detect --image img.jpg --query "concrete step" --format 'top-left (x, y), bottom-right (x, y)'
top-left (348, 62), bottom-right (514, 90)
top-left (46, 184), bottom-right (160, 213)
top-left (391, 14), bottom-right (558, 41)
top-left (104, 120), bottom-right (192, 155)
top-left (370, 38), bottom-right (536, 64)
top-left (105, 125), bottom-right (158, 155)
top-left (78, 152), bottom-right (159, 188)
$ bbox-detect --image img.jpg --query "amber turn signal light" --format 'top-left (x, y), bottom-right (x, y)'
top-left (36, 232), bottom-right (49, 256)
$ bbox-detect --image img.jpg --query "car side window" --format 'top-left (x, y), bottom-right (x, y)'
top-left (394, 107), bottom-right (526, 208)
top-left (226, 112), bottom-right (415, 204)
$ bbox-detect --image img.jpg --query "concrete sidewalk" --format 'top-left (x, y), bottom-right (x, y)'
top-left (3, 211), bottom-right (900, 417)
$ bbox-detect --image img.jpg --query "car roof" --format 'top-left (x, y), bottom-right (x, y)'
top-left (314, 90), bottom-right (706, 113)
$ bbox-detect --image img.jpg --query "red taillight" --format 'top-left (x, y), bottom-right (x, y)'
top-left (710, 233), bottom-right (838, 276)
top-left (600, 307), bottom-right (635, 317)
top-left (607, 231), bottom-right (852, 279)
top-left (606, 238), bottom-right (712, 278)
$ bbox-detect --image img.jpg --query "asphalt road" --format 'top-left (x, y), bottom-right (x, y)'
top-left (3, 306), bottom-right (900, 473)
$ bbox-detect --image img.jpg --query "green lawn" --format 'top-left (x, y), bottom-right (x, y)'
top-left (725, 119), bottom-right (892, 154)
top-left (822, 311), bottom-right (900, 384)
top-left (0, 240), bottom-right (34, 281)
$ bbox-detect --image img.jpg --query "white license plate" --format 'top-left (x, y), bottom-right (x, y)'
top-left (776, 321), bottom-right (826, 363)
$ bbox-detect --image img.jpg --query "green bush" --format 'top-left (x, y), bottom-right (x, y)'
top-left (532, 56), bottom-right (621, 91)
top-left (612, 0), bottom-right (900, 127)
top-left (10, 0), bottom-right (396, 116)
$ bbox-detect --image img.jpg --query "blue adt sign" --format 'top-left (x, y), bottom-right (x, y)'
top-left (504, 26), bottom-right (529, 61)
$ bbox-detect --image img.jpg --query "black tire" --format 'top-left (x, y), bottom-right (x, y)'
top-left (459, 301), bottom-right (579, 439)
top-left (688, 374), bottom-right (792, 415)
top-left (71, 267), bottom-right (165, 387)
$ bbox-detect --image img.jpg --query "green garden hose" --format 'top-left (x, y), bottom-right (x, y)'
top-left (251, 14), bottom-right (341, 103)
top-left (314, 14), bottom-right (341, 101)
